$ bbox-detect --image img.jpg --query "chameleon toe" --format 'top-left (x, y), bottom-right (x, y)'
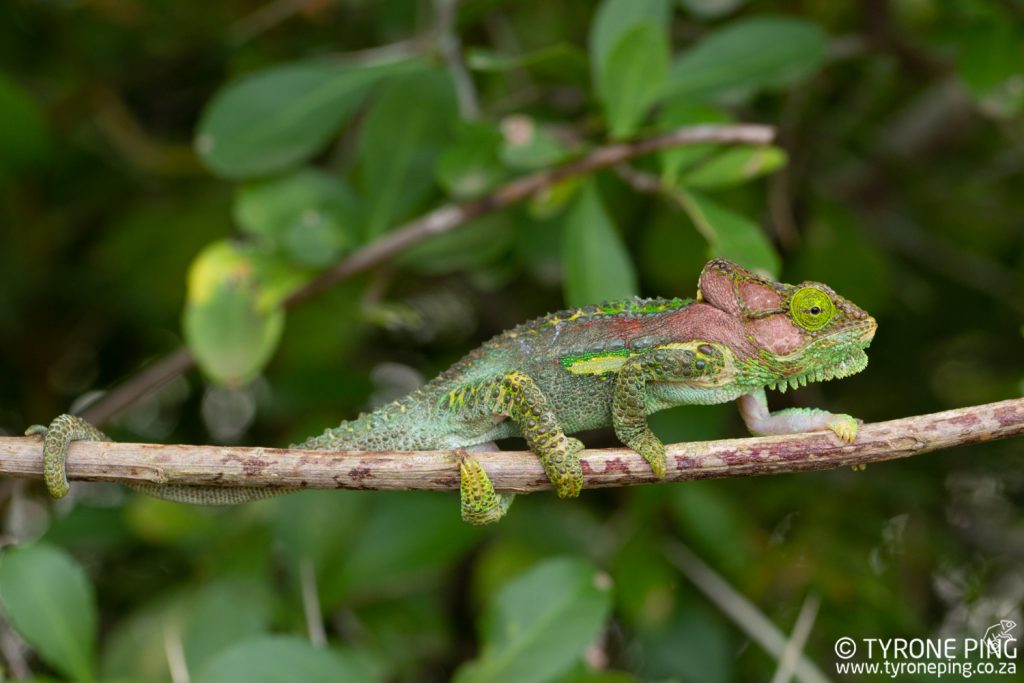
top-left (827, 415), bottom-right (859, 443)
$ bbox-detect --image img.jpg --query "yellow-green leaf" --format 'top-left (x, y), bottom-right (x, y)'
top-left (678, 145), bottom-right (787, 189)
top-left (183, 242), bottom-right (297, 385)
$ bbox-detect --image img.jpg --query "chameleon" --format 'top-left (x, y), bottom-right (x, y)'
top-left (28, 258), bottom-right (876, 525)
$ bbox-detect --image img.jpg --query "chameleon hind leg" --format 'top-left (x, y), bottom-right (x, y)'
top-left (612, 343), bottom-right (724, 477)
top-left (457, 370), bottom-right (584, 525)
top-left (27, 414), bottom-right (288, 504)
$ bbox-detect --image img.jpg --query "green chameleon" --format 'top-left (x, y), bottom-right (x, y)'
top-left (29, 259), bottom-right (876, 525)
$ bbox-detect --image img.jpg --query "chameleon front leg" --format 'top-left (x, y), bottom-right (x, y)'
top-left (27, 414), bottom-right (286, 504)
top-left (738, 389), bottom-right (859, 442)
top-left (612, 343), bottom-right (724, 477)
top-left (457, 370), bottom-right (584, 525)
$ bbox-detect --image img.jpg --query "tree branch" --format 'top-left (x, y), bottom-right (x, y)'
top-left (80, 123), bottom-right (775, 426)
top-left (9, 399), bottom-right (1023, 494)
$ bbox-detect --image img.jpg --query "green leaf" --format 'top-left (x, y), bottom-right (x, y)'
top-left (677, 190), bottom-right (779, 277)
top-left (528, 177), bottom-right (585, 220)
top-left (196, 59), bottom-right (414, 179)
top-left (467, 44), bottom-right (590, 85)
top-left (437, 121), bottom-right (506, 198)
top-left (358, 70), bottom-right (457, 238)
top-left (677, 0), bottom-right (746, 19)
top-left (677, 145), bottom-right (787, 188)
top-left (950, 22), bottom-right (1024, 118)
top-left (562, 184), bottom-right (638, 306)
top-left (194, 636), bottom-right (373, 683)
top-left (0, 543), bottom-right (97, 682)
top-left (500, 117), bottom-right (572, 171)
top-left (589, 0), bottom-right (670, 80)
top-left (179, 580), bottom-right (275, 672)
top-left (558, 669), bottom-right (644, 683)
top-left (234, 169), bottom-right (361, 267)
top-left (666, 16), bottom-right (828, 103)
top-left (183, 241), bottom-right (300, 385)
top-left (599, 22), bottom-right (670, 138)
top-left (454, 557), bottom-right (613, 683)
top-left (657, 102), bottom-right (733, 186)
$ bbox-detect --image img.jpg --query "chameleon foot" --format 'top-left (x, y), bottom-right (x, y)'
top-left (630, 432), bottom-right (667, 479)
top-left (827, 415), bottom-right (859, 443)
top-left (459, 457), bottom-right (514, 525)
top-left (26, 414), bottom-right (108, 499)
top-left (540, 436), bottom-right (584, 499)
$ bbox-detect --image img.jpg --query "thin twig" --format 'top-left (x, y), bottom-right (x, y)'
top-left (0, 617), bottom-right (30, 680)
top-left (300, 557), bottom-right (327, 647)
top-left (163, 625), bottom-right (190, 683)
top-left (434, 0), bottom-right (479, 119)
top-left (7, 398), bottom-right (1023, 493)
top-left (285, 124), bottom-right (775, 308)
top-left (228, 0), bottom-right (313, 44)
top-left (81, 347), bottom-right (194, 429)
top-left (771, 593), bottom-right (822, 683)
top-left (79, 123), bottom-right (775, 427)
top-left (664, 542), bottom-right (833, 683)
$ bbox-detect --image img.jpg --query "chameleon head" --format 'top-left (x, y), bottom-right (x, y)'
top-left (697, 258), bottom-right (877, 390)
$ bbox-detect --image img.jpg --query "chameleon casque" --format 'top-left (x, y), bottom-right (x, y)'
top-left (30, 259), bottom-right (877, 525)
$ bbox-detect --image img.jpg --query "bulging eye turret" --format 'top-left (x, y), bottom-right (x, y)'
top-left (790, 287), bottom-right (835, 331)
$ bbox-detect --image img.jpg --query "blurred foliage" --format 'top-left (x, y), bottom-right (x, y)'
top-left (1, 0), bottom-right (1023, 681)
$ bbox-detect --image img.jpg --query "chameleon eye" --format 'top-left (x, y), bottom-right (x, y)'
top-left (790, 287), bottom-right (835, 331)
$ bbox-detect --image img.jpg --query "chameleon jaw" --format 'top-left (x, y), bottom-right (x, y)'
top-left (769, 348), bottom-right (869, 393)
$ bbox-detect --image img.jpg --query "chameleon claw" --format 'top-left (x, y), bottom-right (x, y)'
top-left (827, 415), bottom-right (859, 443)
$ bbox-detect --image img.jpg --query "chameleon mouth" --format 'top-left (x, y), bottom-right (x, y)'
top-left (769, 347), bottom-right (869, 393)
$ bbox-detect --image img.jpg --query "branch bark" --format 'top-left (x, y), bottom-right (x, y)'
top-left (8, 398), bottom-right (1023, 494)
top-left (80, 123), bottom-right (775, 427)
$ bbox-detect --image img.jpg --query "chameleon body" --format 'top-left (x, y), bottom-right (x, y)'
top-left (30, 259), bottom-right (877, 525)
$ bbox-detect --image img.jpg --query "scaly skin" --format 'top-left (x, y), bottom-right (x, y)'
top-left (29, 258), bottom-right (877, 525)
